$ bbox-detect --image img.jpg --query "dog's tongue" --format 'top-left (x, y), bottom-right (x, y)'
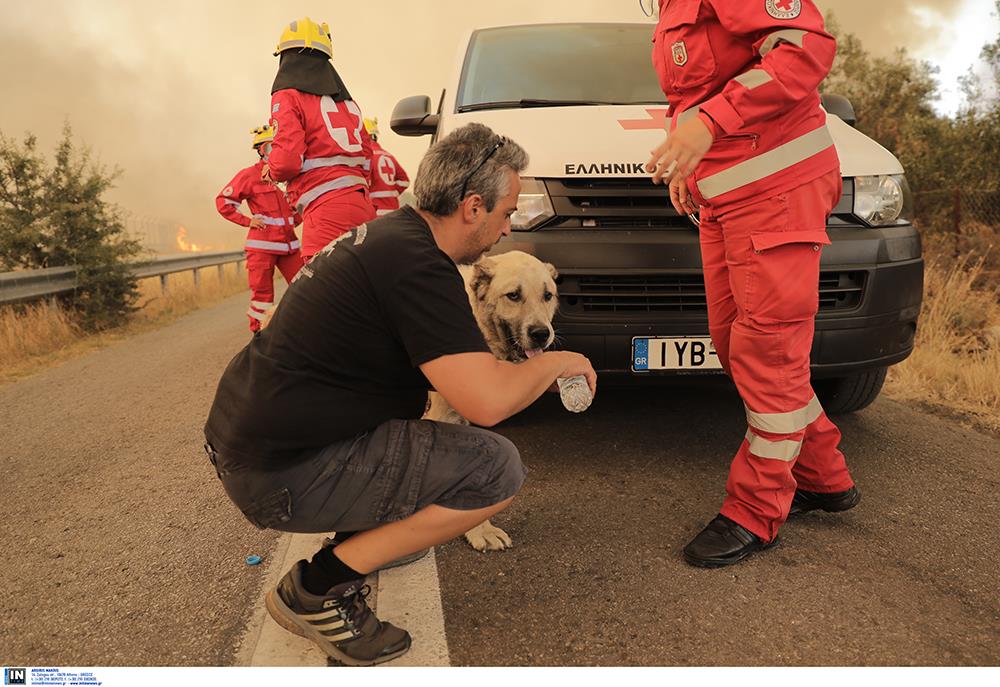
top-left (524, 348), bottom-right (542, 359)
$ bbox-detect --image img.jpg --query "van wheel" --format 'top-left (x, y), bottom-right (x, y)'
top-left (814, 367), bottom-right (887, 415)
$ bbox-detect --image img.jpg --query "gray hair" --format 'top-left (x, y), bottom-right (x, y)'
top-left (413, 123), bottom-right (528, 216)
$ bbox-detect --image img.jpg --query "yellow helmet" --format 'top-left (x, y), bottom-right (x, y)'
top-left (274, 17), bottom-right (333, 58)
top-left (363, 117), bottom-right (379, 139)
top-left (251, 124), bottom-right (274, 149)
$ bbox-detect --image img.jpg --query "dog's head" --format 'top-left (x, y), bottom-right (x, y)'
top-left (467, 250), bottom-right (559, 361)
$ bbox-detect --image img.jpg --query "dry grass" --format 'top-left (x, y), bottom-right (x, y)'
top-left (0, 262), bottom-right (249, 384)
top-left (885, 255), bottom-right (1000, 431)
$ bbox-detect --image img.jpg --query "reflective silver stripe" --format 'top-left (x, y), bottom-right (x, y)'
top-left (260, 216), bottom-right (290, 226)
top-left (734, 69), bottom-right (773, 90)
top-left (745, 430), bottom-right (802, 462)
top-left (301, 155), bottom-right (368, 172)
top-left (759, 29), bottom-right (807, 56)
top-left (395, 179), bottom-right (409, 188)
top-left (246, 308), bottom-right (267, 322)
top-left (289, 240), bottom-right (301, 250)
top-left (223, 199), bottom-right (241, 207)
top-left (296, 175), bottom-right (368, 212)
top-left (376, 209), bottom-right (392, 216)
top-left (697, 124), bottom-right (833, 199)
top-left (245, 239), bottom-right (292, 251)
top-left (278, 38), bottom-right (306, 50)
top-left (745, 395), bottom-right (823, 435)
top-left (370, 191), bottom-right (398, 198)
top-left (677, 106), bottom-right (701, 126)
top-left (250, 300), bottom-right (274, 310)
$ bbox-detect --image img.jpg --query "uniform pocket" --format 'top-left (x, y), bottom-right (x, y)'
top-left (661, 0), bottom-right (717, 90)
top-left (240, 488), bottom-right (293, 530)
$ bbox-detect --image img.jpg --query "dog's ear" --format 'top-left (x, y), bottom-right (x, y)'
top-left (544, 262), bottom-right (559, 281)
top-left (470, 257), bottom-right (496, 301)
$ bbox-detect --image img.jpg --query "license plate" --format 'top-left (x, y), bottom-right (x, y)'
top-left (632, 336), bottom-right (723, 371)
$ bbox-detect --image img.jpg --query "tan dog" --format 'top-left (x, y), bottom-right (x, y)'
top-left (426, 250), bottom-right (559, 551)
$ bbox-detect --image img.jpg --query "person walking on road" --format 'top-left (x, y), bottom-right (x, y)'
top-left (263, 17), bottom-right (377, 262)
top-left (203, 123), bottom-right (597, 665)
top-left (646, 0), bottom-right (860, 567)
top-left (215, 125), bottom-right (304, 332)
top-left (364, 117), bottom-right (411, 217)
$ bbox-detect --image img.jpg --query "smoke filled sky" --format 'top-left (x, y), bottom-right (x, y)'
top-left (1, 1), bottom-right (996, 250)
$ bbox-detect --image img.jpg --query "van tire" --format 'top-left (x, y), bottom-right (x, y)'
top-left (814, 367), bottom-right (887, 415)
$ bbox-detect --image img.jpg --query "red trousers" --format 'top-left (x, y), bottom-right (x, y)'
top-left (300, 190), bottom-right (376, 261)
top-left (245, 250), bottom-right (304, 332)
top-left (697, 170), bottom-right (854, 542)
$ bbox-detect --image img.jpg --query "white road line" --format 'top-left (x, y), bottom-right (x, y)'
top-left (238, 533), bottom-right (450, 667)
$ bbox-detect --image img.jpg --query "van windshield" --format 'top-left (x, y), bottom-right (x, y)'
top-left (457, 24), bottom-right (667, 112)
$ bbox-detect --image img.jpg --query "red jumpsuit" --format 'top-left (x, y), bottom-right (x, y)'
top-left (216, 160), bottom-right (305, 331)
top-left (368, 141), bottom-right (410, 217)
top-left (268, 91), bottom-right (377, 261)
top-left (653, 0), bottom-right (854, 541)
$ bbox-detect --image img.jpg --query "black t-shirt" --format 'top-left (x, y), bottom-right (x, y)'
top-left (204, 206), bottom-right (490, 467)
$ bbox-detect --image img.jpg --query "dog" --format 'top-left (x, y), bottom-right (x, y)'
top-left (425, 250), bottom-right (559, 551)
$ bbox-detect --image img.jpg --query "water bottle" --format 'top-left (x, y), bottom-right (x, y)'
top-left (557, 375), bottom-right (593, 413)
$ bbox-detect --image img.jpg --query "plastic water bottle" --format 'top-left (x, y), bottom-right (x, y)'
top-left (557, 375), bottom-right (593, 413)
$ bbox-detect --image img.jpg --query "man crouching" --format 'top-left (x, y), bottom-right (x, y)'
top-left (202, 123), bottom-right (596, 666)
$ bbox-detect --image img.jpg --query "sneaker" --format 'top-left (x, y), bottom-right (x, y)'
top-left (265, 560), bottom-right (411, 666)
top-left (321, 536), bottom-right (430, 571)
top-left (789, 485), bottom-right (861, 516)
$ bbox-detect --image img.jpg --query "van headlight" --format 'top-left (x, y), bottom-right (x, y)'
top-left (854, 175), bottom-right (911, 226)
top-left (511, 178), bottom-right (554, 231)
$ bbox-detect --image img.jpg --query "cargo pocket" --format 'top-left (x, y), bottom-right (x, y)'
top-left (240, 488), bottom-right (292, 530)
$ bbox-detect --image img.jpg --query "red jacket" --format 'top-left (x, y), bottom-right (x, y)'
top-left (368, 141), bottom-right (410, 216)
top-left (653, 0), bottom-right (840, 220)
top-left (215, 160), bottom-right (301, 255)
top-left (268, 90), bottom-right (374, 215)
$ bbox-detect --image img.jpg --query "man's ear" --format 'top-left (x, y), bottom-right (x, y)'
top-left (470, 256), bottom-right (496, 301)
top-left (544, 262), bottom-right (558, 280)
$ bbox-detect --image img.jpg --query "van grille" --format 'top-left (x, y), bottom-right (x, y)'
top-left (558, 271), bottom-right (866, 313)
top-left (543, 178), bottom-right (692, 229)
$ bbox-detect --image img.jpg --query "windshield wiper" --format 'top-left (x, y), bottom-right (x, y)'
top-left (457, 99), bottom-right (665, 112)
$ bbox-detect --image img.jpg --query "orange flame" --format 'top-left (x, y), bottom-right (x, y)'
top-left (176, 226), bottom-right (215, 252)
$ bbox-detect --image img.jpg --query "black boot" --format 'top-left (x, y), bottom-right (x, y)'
top-left (789, 485), bottom-right (861, 516)
top-left (683, 514), bottom-right (778, 568)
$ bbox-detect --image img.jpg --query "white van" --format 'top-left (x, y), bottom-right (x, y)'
top-left (392, 22), bottom-right (923, 413)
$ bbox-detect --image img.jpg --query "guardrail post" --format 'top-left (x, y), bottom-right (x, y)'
top-left (235, 260), bottom-right (243, 278)
top-left (160, 274), bottom-right (168, 293)
top-left (217, 264), bottom-right (225, 281)
top-left (193, 267), bottom-right (201, 289)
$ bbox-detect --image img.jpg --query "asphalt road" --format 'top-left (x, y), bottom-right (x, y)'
top-left (2, 290), bottom-right (998, 666)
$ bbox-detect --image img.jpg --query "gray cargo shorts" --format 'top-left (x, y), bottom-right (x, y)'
top-left (207, 419), bottom-right (526, 534)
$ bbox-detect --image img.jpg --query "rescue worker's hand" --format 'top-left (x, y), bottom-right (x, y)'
top-left (669, 175), bottom-right (698, 216)
top-left (249, 216), bottom-right (266, 229)
top-left (646, 117), bottom-right (714, 185)
top-left (260, 164), bottom-right (273, 183)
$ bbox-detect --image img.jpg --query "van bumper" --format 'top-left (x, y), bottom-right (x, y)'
top-left (495, 223), bottom-right (923, 379)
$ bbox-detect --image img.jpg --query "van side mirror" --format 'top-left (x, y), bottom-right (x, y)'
top-left (391, 95), bottom-right (440, 137)
top-left (821, 94), bottom-right (857, 127)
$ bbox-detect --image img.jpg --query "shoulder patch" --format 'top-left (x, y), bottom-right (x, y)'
top-left (223, 185), bottom-right (233, 197)
top-left (272, 103), bottom-right (280, 113)
top-left (765, 0), bottom-right (801, 19)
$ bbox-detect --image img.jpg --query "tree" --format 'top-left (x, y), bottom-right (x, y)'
top-left (0, 124), bottom-right (142, 330)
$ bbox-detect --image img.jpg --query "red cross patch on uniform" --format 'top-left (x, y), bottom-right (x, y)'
top-left (672, 40), bottom-right (688, 66)
top-left (766, 0), bottom-right (802, 19)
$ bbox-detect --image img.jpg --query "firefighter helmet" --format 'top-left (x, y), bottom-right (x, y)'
top-left (274, 17), bottom-right (333, 58)
top-left (251, 125), bottom-right (274, 149)
top-left (363, 117), bottom-right (379, 140)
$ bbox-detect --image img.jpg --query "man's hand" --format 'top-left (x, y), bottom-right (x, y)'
top-left (645, 116), bottom-right (714, 186)
top-left (260, 164), bottom-right (273, 183)
top-left (547, 350), bottom-right (597, 398)
top-left (249, 216), bottom-right (266, 229)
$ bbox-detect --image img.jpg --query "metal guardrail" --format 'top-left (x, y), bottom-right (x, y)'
top-left (0, 251), bottom-right (245, 306)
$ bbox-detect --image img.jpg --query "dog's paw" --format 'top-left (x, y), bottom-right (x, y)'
top-left (464, 520), bottom-right (512, 552)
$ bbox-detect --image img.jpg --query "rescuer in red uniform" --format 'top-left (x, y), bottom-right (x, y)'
top-left (364, 118), bottom-right (411, 217)
top-left (647, 0), bottom-right (860, 567)
top-left (216, 125), bottom-right (304, 332)
top-left (264, 17), bottom-right (377, 262)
